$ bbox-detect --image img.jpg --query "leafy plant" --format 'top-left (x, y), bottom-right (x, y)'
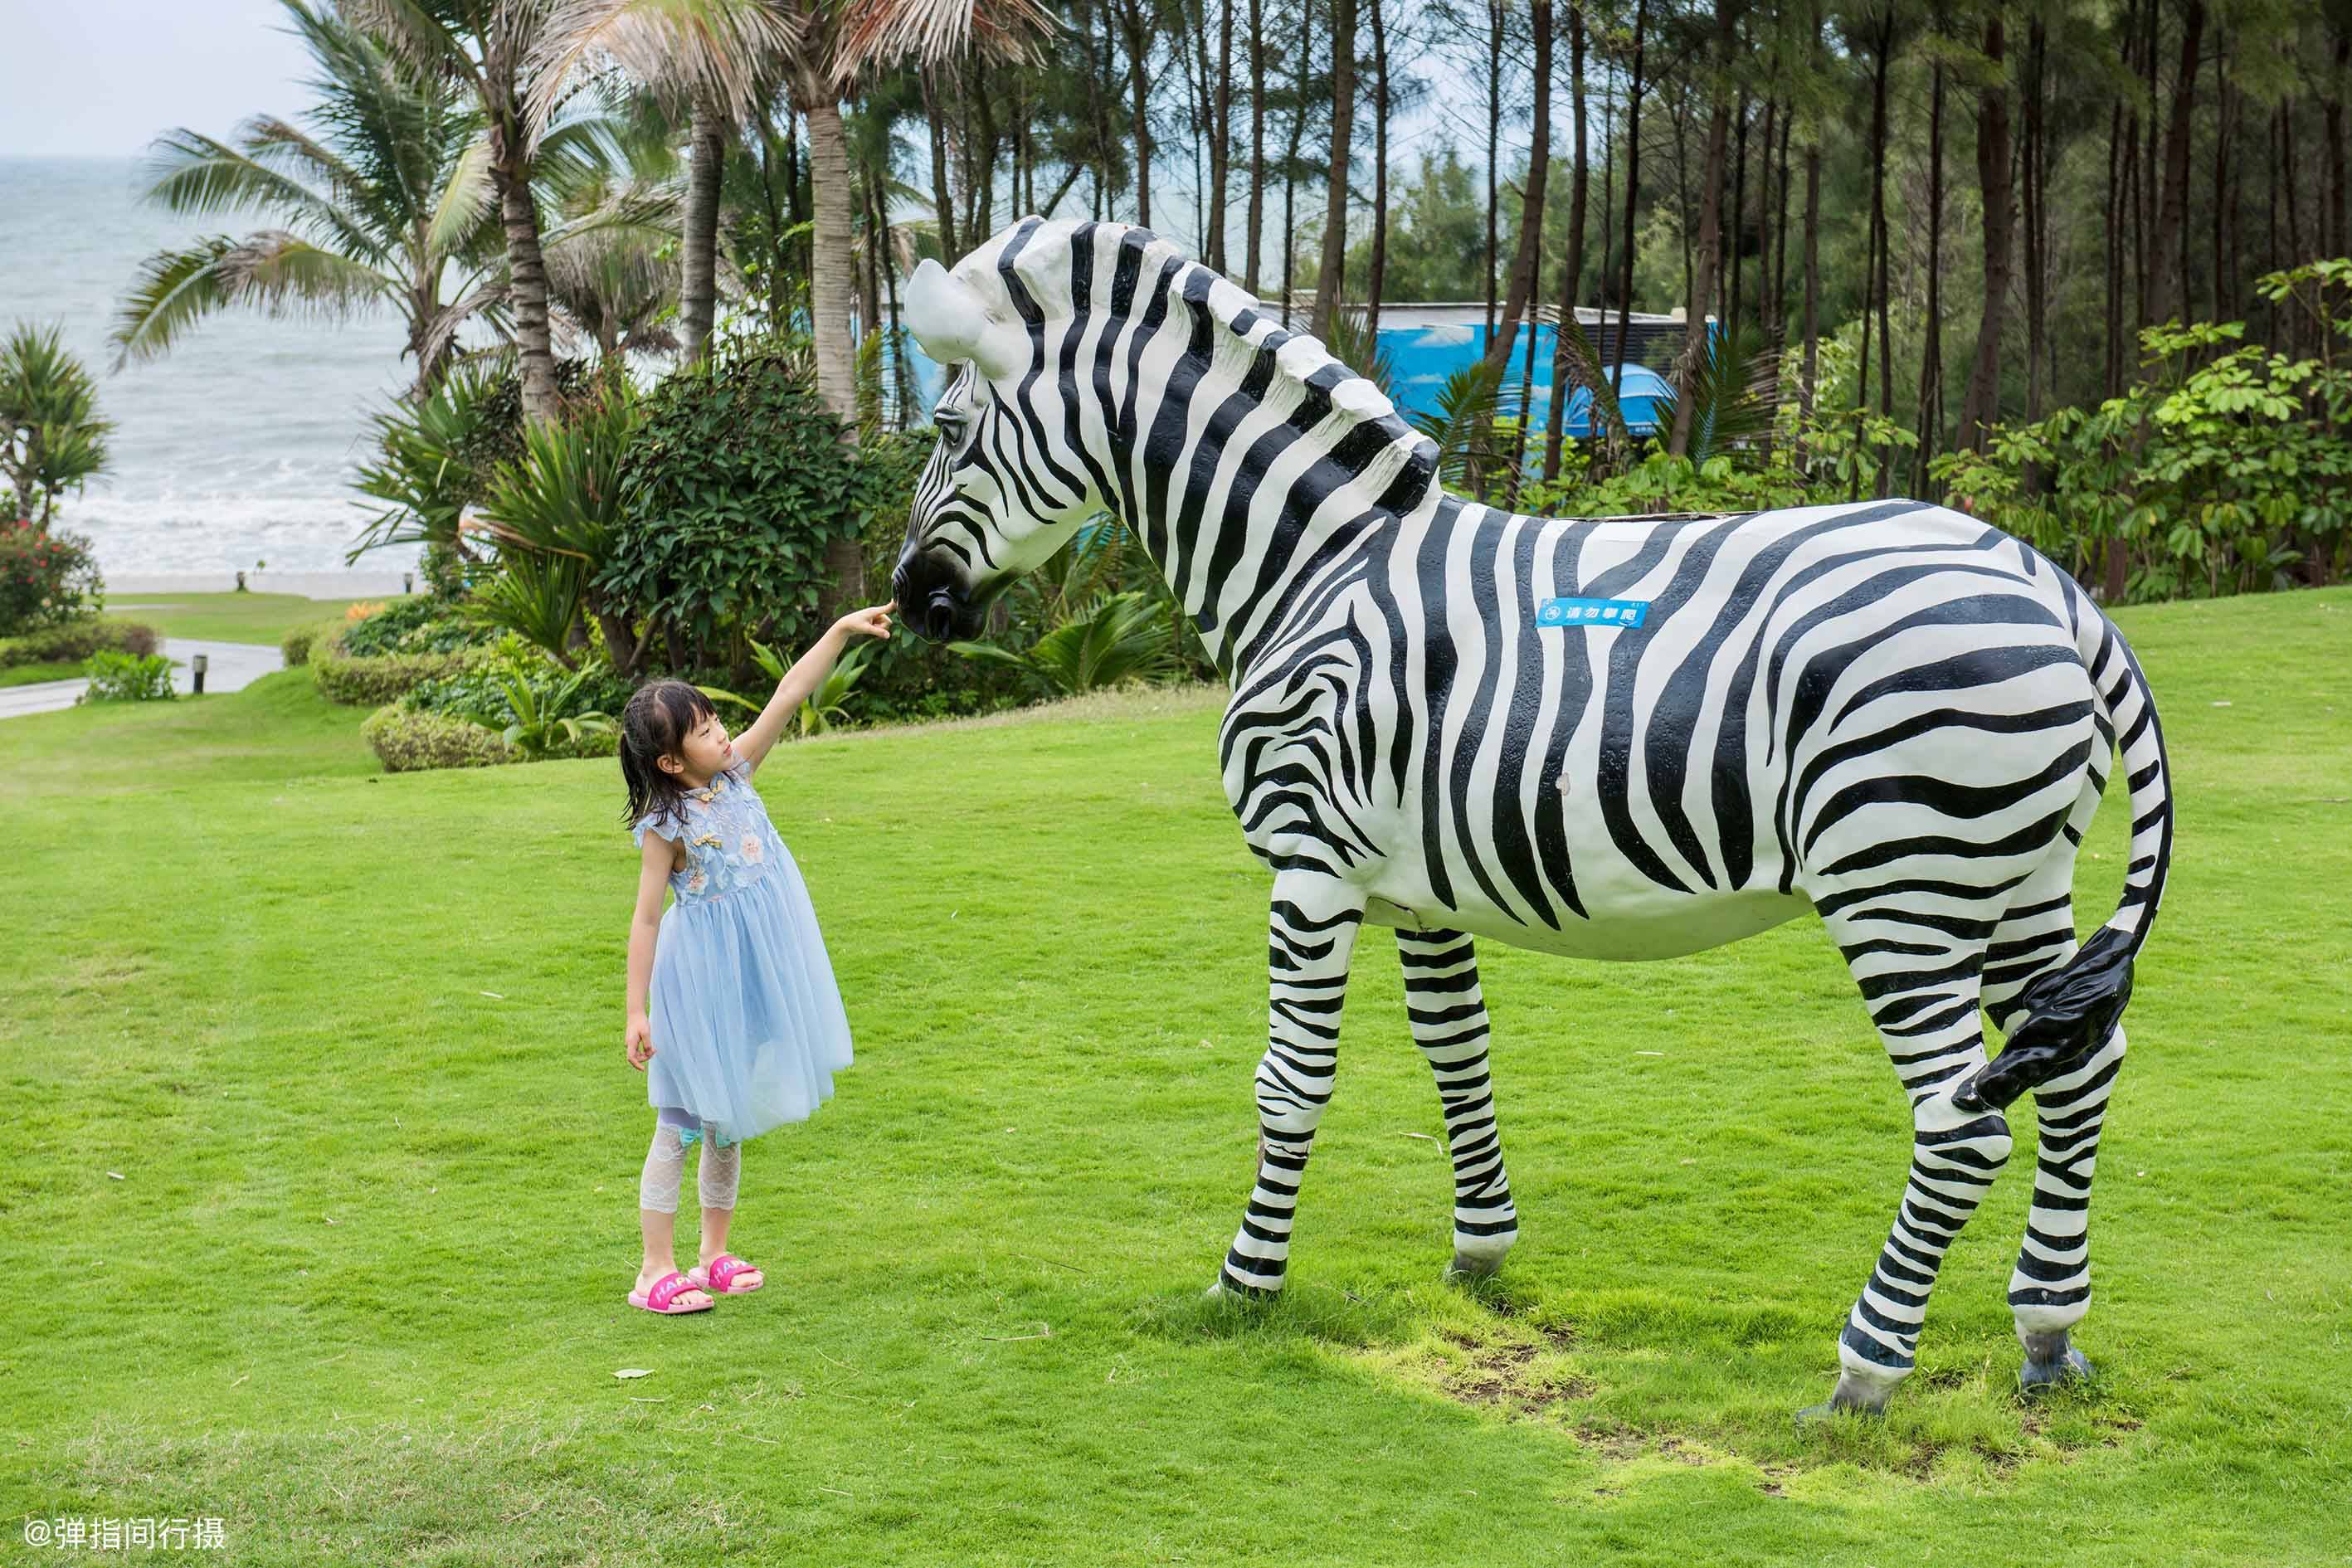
top-left (0, 517), bottom-right (105, 637)
top-left (80, 649), bottom-right (175, 703)
top-left (2, 322), bottom-right (113, 527)
top-left (1406, 357), bottom-right (1524, 493)
top-left (951, 590), bottom-right (1176, 696)
top-left (470, 373), bottom-right (644, 665)
top-left (699, 635), bottom-right (877, 737)
top-left (443, 635), bottom-right (621, 757)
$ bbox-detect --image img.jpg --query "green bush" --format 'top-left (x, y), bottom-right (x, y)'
top-left (404, 645), bottom-right (635, 725)
top-left (0, 616), bottom-right (156, 670)
top-left (339, 594), bottom-right (497, 657)
top-left (311, 626), bottom-right (489, 705)
top-left (79, 649), bottom-right (174, 703)
top-left (0, 518), bottom-right (105, 635)
top-left (360, 702), bottom-right (618, 772)
top-left (280, 620), bottom-right (342, 667)
top-left (602, 341), bottom-right (900, 672)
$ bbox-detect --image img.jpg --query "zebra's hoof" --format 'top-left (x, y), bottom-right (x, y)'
top-left (1444, 1252), bottom-right (1504, 1283)
top-left (2018, 1337), bottom-right (2094, 1392)
top-left (1206, 1273), bottom-right (1280, 1304)
top-left (1794, 1376), bottom-right (1895, 1426)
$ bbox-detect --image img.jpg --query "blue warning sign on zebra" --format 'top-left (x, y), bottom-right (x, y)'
top-left (1535, 597), bottom-right (1649, 628)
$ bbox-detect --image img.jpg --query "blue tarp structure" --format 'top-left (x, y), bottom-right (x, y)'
top-left (894, 309), bottom-right (1698, 441)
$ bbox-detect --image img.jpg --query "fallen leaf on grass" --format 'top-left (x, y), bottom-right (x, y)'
top-left (105, 1172), bottom-right (124, 1181)
top-left (480, 991), bottom-right (504, 1000)
top-left (615, 1368), bottom-right (654, 1380)
top-left (1634, 1050), bottom-right (1665, 1057)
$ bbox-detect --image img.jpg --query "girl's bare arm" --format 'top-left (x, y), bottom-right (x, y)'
top-left (733, 605), bottom-right (895, 773)
top-left (625, 830), bottom-right (676, 1063)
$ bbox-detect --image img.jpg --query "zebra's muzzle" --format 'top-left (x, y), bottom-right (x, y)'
top-left (891, 552), bottom-right (978, 644)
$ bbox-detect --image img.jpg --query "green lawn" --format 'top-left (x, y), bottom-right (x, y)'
top-left (3, 590), bottom-right (2348, 1566)
top-left (100, 590), bottom-right (410, 645)
top-left (0, 660), bottom-right (85, 689)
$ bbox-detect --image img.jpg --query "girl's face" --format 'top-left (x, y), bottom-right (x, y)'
top-left (665, 709), bottom-right (737, 784)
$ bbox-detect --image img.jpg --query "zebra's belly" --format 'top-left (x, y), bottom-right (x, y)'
top-left (1362, 870), bottom-right (1811, 960)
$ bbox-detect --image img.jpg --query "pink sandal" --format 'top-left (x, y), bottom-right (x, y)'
top-left (687, 1254), bottom-right (764, 1294)
top-left (627, 1270), bottom-right (713, 1314)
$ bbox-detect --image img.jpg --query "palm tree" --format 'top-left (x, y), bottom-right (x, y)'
top-left (111, 0), bottom-right (505, 393)
top-left (343, 0), bottom-right (572, 425)
top-left (2, 324), bottom-right (114, 525)
top-left (532, 0), bottom-right (1054, 611)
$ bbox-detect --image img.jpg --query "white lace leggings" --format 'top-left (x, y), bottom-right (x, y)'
top-left (638, 1107), bottom-right (741, 1214)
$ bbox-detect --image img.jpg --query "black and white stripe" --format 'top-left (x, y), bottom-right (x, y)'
top-left (893, 218), bottom-right (2174, 1410)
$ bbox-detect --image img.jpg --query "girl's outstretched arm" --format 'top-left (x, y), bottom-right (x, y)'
top-left (624, 830), bottom-right (676, 1069)
top-left (731, 601), bottom-right (895, 772)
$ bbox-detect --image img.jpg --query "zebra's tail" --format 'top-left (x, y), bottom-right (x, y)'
top-left (1959, 596), bottom-right (2174, 1113)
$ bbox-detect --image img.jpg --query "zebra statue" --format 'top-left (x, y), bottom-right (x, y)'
top-left (890, 217), bottom-right (2173, 1417)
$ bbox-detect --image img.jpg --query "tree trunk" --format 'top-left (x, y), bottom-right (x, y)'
top-left (1613, 0), bottom-right (1648, 416)
top-left (2025, 15), bottom-right (2048, 426)
top-left (1281, 0), bottom-right (1317, 325)
top-left (1729, 90), bottom-right (1749, 326)
top-left (1311, 0), bottom-right (1356, 338)
top-left (923, 68), bottom-right (959, 261)
top-left (1543, 3), bottom-right (1589, 484)
top-left (1771, 99), bottom-right (1791, 341)
top-left (1366, 0), bottom-right (1390, 340)
top-left (1799, 138), bottom-right (1820, 428)
top-left (1247, 0), bottom-right (1265, 294)
top-left (2104, 102), bottom-right (2124, 396)
top-left (1668, 60), bottom-right (1729, 458)
top-left (1913, 57), bottom-right (1944, 493)
top-left (1209, 0), bottom-right (1234, 271)
top-left (2147, 0), bottom-right (2203, 327)
top-left (1864, 13), bottom-right (1894, 494)
top-left (796, 86), bottom-right (866, 618)
top-left (2330, 27), bottom-right (2350, 261)
top-left (1483, 0), bottom-right (1552, 373)
top-left (492, 139), bottom-right (558, 427)
top-left (1486, 0), bottom-right (1503, 338)
top-left (1958, 15), bottom-right (2014, 452)
top-left (682, 89), bottom-right (726, 362)
top-left (1118, 0), bottom-right (1153, 226)
top-left (1751, 95), bottom-right (1774, 332)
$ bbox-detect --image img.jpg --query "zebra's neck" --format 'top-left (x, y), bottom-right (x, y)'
top-left (1079, 265), bottom-right (1444, 679)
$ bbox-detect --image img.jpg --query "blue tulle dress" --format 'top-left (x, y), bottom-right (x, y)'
top-left (632, 758), bottom-right (854, 1147)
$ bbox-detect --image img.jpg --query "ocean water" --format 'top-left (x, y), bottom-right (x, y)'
top-left (0, 157), bottom-right (421, 577)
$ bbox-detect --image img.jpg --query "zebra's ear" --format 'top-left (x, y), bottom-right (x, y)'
top-left (904, 259), bottom-right (1025, 382)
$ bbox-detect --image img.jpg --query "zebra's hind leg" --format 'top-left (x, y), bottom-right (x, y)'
top-left (1980, 864), bottom-right (2123, 1393)
top-left (1396, 930), bottom-right (1519, 1280)
top-left (1213, 874), bottom-right (1366, 1300)
top-left (1801, 898), bottom-right (2014, 1420)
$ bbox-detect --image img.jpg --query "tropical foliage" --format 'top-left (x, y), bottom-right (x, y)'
top-left (1, 324), bottom-right (112, 528)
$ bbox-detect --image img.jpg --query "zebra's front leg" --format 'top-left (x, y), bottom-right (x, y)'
top-left (1397, 929), bottom-right (1519, 1280)
top-left (1215, 875), bottom-right (1366, 1298)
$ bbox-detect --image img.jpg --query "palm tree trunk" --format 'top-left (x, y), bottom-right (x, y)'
top-left (796, 85), bottom-right (866, 616)
top-left (682, 88), bottom-right (726, 362)
top-left (1311, 0), bottom-right (1356, 339)
top-left (492, 141), bottom-right (558, 426)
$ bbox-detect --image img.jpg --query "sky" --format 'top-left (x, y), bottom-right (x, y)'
top-left (0, 0), bottom-right (322, 158)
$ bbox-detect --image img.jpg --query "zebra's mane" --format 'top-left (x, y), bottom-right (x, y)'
top-left (962, 217), bottom-right (1434, 497)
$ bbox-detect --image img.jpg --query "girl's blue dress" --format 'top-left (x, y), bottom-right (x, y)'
top-left (632, 758), bottom-right (853, 1147)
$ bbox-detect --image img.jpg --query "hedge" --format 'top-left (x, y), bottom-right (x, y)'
top-left (360, 704), bottom-right (620, 772)
top-left (280, 620), bottom-right (345, 667)
top-left (312, 626), bottom-right (489, 705)
top-left (0, 618), bottom-right (158, 670)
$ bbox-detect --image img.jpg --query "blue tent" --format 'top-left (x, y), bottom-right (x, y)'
top-left (1558, 363), bottom-right (1675, 438)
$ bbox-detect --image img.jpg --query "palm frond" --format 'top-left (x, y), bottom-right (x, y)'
top-left (139, 127), bottom-right (382, 265)
top-left (110, 240), bottom-right (238, 368)
top-left (1319, 303), bottom-right (1398, 402)
top-left (1656, 323), bottom-right (1778, 467)
top-left (830, 0), bottom-right (1059, 85)
top-left (1406, 358), bottom-right (1522, 491)
top-left (526, 0), bottom-right (805, 149)
top-left (1553, 317), bottom-right (1634, 455)
top-left (428, 130), bottom-right (499, 256)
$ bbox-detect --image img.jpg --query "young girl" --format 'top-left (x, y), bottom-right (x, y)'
top-left (617, 602), bottom-right (894, 1315)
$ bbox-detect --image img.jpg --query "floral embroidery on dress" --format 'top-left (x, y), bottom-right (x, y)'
top-left (633, 763), bottom-right (786, 908)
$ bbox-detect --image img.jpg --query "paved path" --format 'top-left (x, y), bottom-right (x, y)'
top-left (0, 638), bottom-right (286, 721)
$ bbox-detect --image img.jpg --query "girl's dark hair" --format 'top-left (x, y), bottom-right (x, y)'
top-left (619, 679), bottom-right (718, 833)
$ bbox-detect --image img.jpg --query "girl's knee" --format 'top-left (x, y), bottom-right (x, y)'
top-left (640, 1122), bottom-right (688, 1214)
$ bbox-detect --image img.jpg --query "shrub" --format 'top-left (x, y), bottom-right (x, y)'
top-left (338, 592), bottom-right (497, 657)
top-left (0, 517), bottom-right (105, 635)
top-left (0, 617), bottom-right (156, 670)
top-left (602, 342), bottom-right (891, 673)
top-left (310, 626), bottom-right (489, 705)
top-left (79, 649), bottom-right (174, 703)
top-left (361, 702), bottom-right (619, 772)
top-left (280, 620), bottom-right (341, 667)
top-left (404, 641), bottom-right (635, 725)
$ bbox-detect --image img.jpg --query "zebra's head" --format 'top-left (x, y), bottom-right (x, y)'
top-left (891, 218), bottom-right (1113, 642)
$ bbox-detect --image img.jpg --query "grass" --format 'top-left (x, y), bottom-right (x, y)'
top-left (0, 660), bottom-right (85, 688)
top-left (100, 591), bottom-right (408, 645)
top-left (2, 589), bottom-right (2349, 1566)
